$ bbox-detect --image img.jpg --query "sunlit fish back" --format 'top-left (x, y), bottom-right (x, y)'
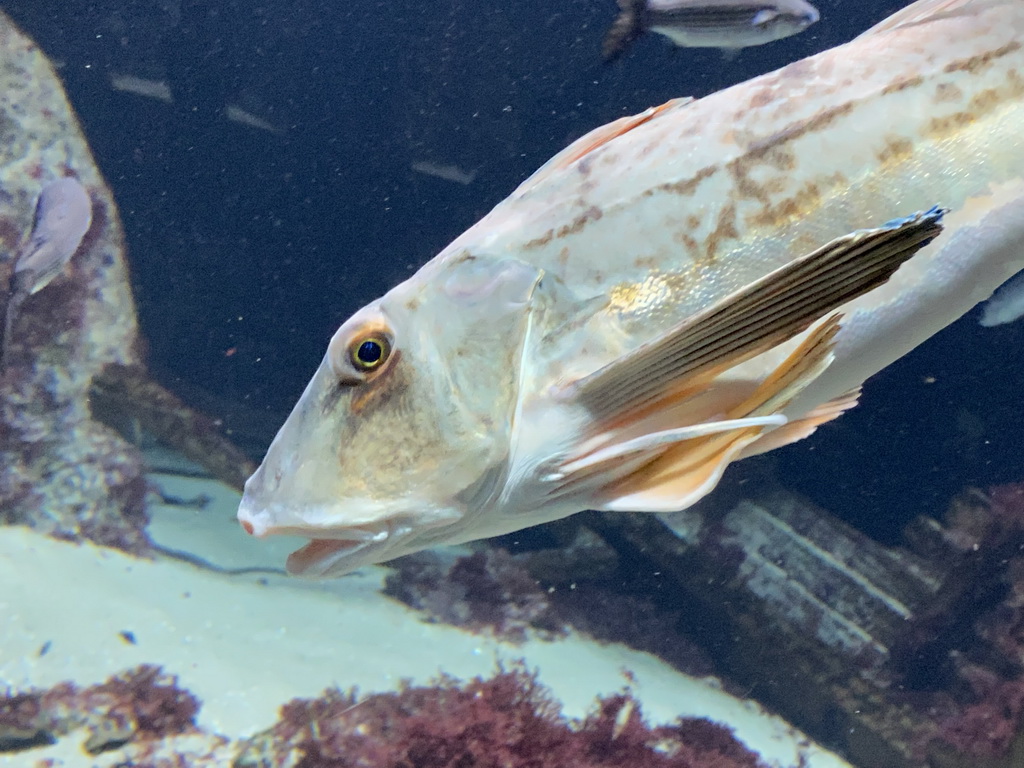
top-left (240, 0), bottom-right (1024, 577)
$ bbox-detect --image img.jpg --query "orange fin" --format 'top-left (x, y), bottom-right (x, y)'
top-left (597, 317), bottom-right (841, 512)
top-left (738, 387), bottom-right (862, 459)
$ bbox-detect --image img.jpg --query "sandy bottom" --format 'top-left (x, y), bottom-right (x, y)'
top-left (0, 472), bottom-right (852, 767)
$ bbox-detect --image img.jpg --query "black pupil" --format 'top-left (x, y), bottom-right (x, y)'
top-left (356, 340), bottom-right (384, 365)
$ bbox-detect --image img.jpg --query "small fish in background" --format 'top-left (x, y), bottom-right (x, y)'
top-left (411, 161), bottom-right (478, 186)
top-left (109, 73), bottom-right (174, 103)
top-left (1, 178), bottom-right (93, 370)
top-left (602, 0), bottom-right (820, 61)
top-left (109, 73), bottom-right (285, 135)
top-left (979, 270), bottom-right (1024, 326)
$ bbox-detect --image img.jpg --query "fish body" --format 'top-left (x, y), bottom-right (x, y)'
top-left (240, 0), bottom-right (1024, 577)
top-left (1, 178), bottom-right (93, 369)
top-left (602, 0), bottom-right (819, 61)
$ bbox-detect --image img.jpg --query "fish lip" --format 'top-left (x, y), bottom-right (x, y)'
top-left (285, 531), bottom-right (388, 577)
top-left (237, 496), bottom-right (389, 540)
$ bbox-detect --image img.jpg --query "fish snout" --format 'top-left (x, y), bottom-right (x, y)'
top-left (237, 463), bottom-right (287, 537)
top-left (236, 496), bottom-right (318, 539)
top-left (237, 497), bottom-right (276, 538)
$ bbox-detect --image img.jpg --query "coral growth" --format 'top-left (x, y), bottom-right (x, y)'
top-left (236, 664), bottom-right (766, 768)
top-left (385, 548), bottom-right (566, 642)
top-left (0, 665), bottom-right (198, 755)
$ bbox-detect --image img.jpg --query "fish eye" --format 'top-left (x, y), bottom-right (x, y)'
top-left (349, 334), bottom-right (391, 371)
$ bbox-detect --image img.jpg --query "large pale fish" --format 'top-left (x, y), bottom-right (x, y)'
top-left (239, 0), bottom-right (1024, 577)
top-left (602, 0), bottom-right (820, 61)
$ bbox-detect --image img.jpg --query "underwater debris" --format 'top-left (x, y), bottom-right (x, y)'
top-left (384, 548), bottom-right (566, 643)
top-left (0, 665), bottom-right (198, 756)
top-left (234, 664), bottom-right (767, 768)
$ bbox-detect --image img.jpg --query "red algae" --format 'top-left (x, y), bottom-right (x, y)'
top-left (236, 664), bottom-right (767, 768)
top-left (384, 549), bottom-right (566, 642)
top-left (0, 665), bottom-right (198, 755)
top-left (919, 483), bottom-right (1024, 760)
top-left (938, 676), bottom-right (1024, 759)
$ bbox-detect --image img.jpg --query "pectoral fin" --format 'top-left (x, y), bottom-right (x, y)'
top-left (548, 207), bottom-right (945, 512)
top-left (736, 387), bottom-right (862, 459)
top-left (597, 316), bottom-right (841, 511)
top-left (567, 206), bottom-right (944, 423)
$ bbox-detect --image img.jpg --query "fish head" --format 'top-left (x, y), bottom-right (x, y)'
top-left (238, 252), bottom-right (544, 577)
top-left (749, 0), bottom-right (820, 41)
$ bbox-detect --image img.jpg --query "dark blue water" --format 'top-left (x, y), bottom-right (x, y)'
top-left (9, 0), bottom-right (1023, 542)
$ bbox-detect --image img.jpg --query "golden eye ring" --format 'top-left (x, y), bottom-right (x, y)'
top-left (349, 334), bottom-right (391, 372)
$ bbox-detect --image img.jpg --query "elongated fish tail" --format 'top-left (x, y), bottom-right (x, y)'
top-left (602, 0), bottom-right (647, 62)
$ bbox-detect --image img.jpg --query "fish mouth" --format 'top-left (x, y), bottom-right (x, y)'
top-left (285, 527), bottom-right (390, 578)
top-left (237, 494), bottom-right (407, 577)
top-left (287, 538), bottom-right (367, 576)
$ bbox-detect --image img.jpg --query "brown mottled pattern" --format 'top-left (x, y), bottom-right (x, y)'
top-left (934, 82), bottom-right (965, 102)
top-left (926, 70), bottom-right (1024, 140)
top-left (881, 75), bottom-right (925, 96)
top-left (435, 0), bottom-right (1024, 341)
top-left (943, 40), bottom-right (1021, 74)
top-left (652, 165), bottom-right (716, 197)
top-left (705, 203), bottom-right (740, 262)
top-left (876, 136), bottom-right (915, 166)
